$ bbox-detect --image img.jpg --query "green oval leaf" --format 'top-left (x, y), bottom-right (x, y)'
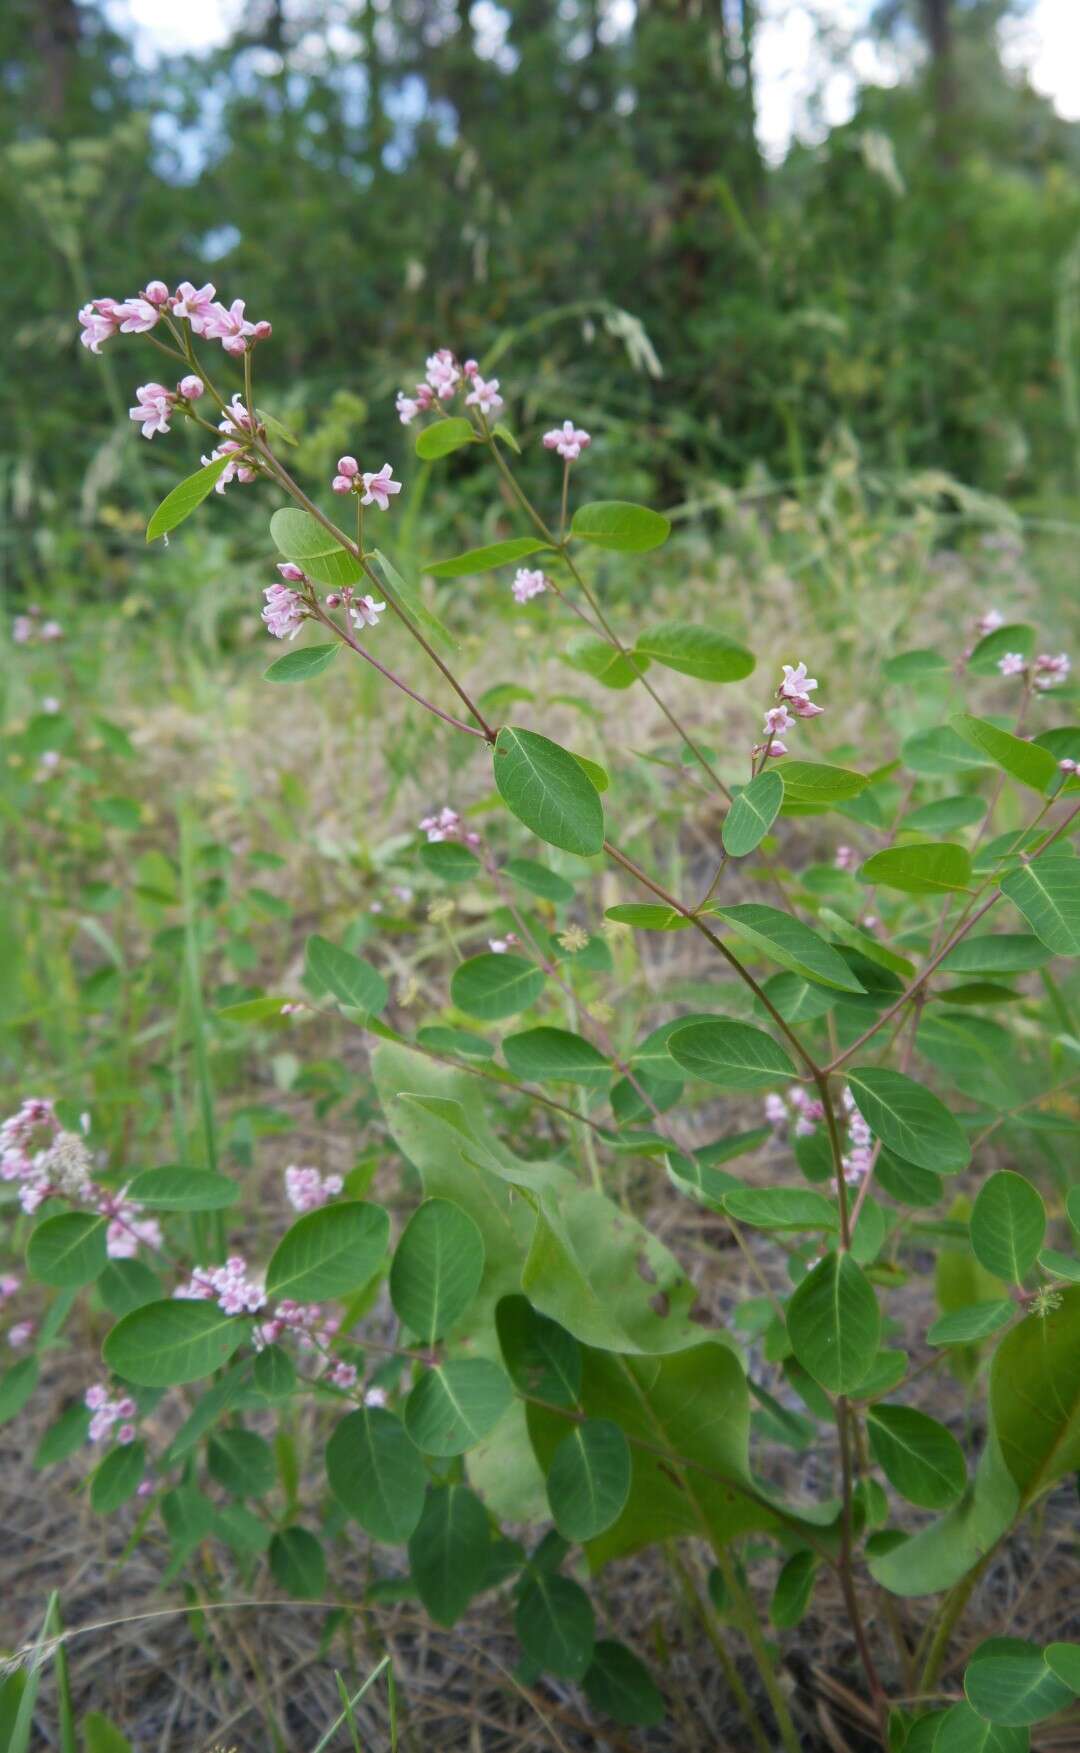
top-left (103, 1299), bottom-right (248, 1386)
top-left (502, 1026), bottom-right (610, 1088)
top-left (951, 714), bottom-right (1059, 793)
top-left (906, 796), bottom-right (988, 835)
top-left (389, 1198), bottom-right (485, 1343)
top-left (866, 1404), bottom-right (966, 1508)
top-left (970, 1172), bottom-right (1045, 1284)
top-left (565, 634), bottom-right (646, 689)
top-left (146, 455), bottom-right (231, 542)
top-left (583, 1641), bottom-right (665, 1726)
top-left (990, 1287), bottom-right (1080, 1502)
top-left (372, 547), bottom-right (458, 653)
top-left (264, 642), bottom-right (339, 684)
top-left (124, 1168), bottom-right (239, 1211)
top-left (326, 1407), bottom-right (426, 1542)
top-left (723, 1187), bottom-right (839, 1232)
top-left (722, 771), bottom-right (785, 857)
top-left (496, 1295), bottom-right (583, 1409)
top-left (493, 726), bottom-right (604, 855)
top-left (26, 1212), bottom-right (108, 1287)
top-left (967, 622), bottom-right (1037, 676)
top-left (503, 858), bottom-right (576, 903)
top-left (709, 903), bottom-right (865, 993)
top-left (770, 1550), bottom-right (819, 1629)
top-left (859, 842), bottom-right (972, 895)
top-left (265, 1201), bottom-right (389, 1302)
top-left (571, 500), bottom-right (670, 552)
top-left (926, 1301), bottom-right (1015, 1346)
top-left (935, 1700), bottom-right (1030, 1752)
top-left (605, 903), bottom-right (691, 930)
top-left (269, 1526), bottom-right (326, 1598)
top-left (999, 858), bottom-right (1080, 956)
top-left (667, 1018), bottom-right (796, 1090)
top-left (1044, 1643), bottom-right (1080, 1692)
top-left (939, 934), bottom-right (1051, 975)
top-left (546, 1419), bottom-right (631, 1541)
top-left (451, 952), bottom-right (545, 1020)
top-left (965, 1638), bottom-right (1073, 1727)
top-left (415, 416), bottom-right (476, 459)
top-left (208, 1427), bottom-right (276, 1497)
top-left (634, 622), bottom-right (754, 682)
top-left (516, 1571), bottom-right (596, 1678)
top-left (846, 1067), bottom-right (970, 1173)
top-left (404, 1358), bottom-right (513, 1455)
top-left (270, 508), bottom-right (364, 588)
top-left (304, 934), bottom-right (388, 1014)
top-left (787, 1252), bottom-right (881, 1393)
top-left (408, 1483), bottom-right (491, 1627)
top-left (427, 537), bottom-right (553, 578)
top-left (776, 761), bottom-right (868, 804)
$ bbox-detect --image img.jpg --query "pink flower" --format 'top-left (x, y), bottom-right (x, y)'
top-left (277, 563), bottom-right (306, 583)
top-left (78, 298), bottom-right (122, 353)
top-left (465, 375), bottom-right (503, 416)
top-left (789, 695), bottom-right (824, 719)
top-left (284, 1166), bottom-right (344, 1213)
top-left (7, 1321), bottom-right (33, 1349)
top-left (998, 652), bottom-right (1026, 678)
top-left (764, 1093), bottom-right (787, 1128)
top-left (117, 1423), bottom-right (137, 1445)
top-left (331, 474), bottom-right (354, 494)
top-left (363, 1385), bottom-right (388, 1409)
top-left (512, 568), bottom-right (546, 604)
top-left (489, 936), bottom-right (519, 954)
top-left (419, 806), bottom-right (461, 843)
top-left (350, 594), bottom-right (386, 630)
top-left (835, 845), bottom-right (859, 873)
top-left (0, 1275), bottom-right (19, 1299)
top-left (173, 281), bottom-right (217, 332)
top-left (753, 739), bottom-right (787, 759)
top-left (115, 298), bottom-right (161, 334)
top-left (779, 662), bottom-right (819, 701)
top-left (975, 608), bottom-right (1005, 637)
top-left (201, 440), bottom-right (256, 493)
top-left (262, 583), bottom-right (306, 641)
top-left (326, 1360), bottom-right (358, 1389)
top-left (178, 375), bottom-right (204, 400)
top-left (360, 465), bottom-right (402, 511)
top-left (425, 350), bottom-right (461, 398)
top-left (105, 1210), bottom-right (162, 1260)
top-left (1034, 652), bottom-right (1070, 690)
top-left (128, 383), bottom-right (174, 440)
top-left (1060, 758), bottom-right (1078, 774)
top-left (395, 393), bottom-right (420, 425)
top-left (203, 298), bottom-right (257, 355)
top-left (12, 616), bottom-right (33, 644)
top-left (543, 420), bottom-right (591, 461)
top-left (143, 280), bottom-right (170, 306)
top-left (763, 704), bottom-right (794, 738)
top-left (175, 1256), bottom-right (265, 1315)
top-left (85, 1384), bottom-right (109, 1411)
top-left (40, 621), bottom-right (62, 641)
top-left (337, 455), bottom-right (360, 478)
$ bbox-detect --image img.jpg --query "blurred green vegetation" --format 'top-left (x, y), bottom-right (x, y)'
top-left (2, 0), bottom-right (1080, 609)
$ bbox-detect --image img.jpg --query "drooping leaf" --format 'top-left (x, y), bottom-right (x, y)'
top-left (667, 1018), bottom-right (796, 1091)
top-left (270, 507), bottom-right (364, 588)
top-left (103, 1300), bottom-right (248, 1386)
top-left (787, 1252), bottom-right (880, 1393)
top-left (146, 455), bottom-right (230, 541)
top-left (989, 1286), bottom-right (1080, 1502)
top-left (859, 842), bottom-right (972, 895)
top-left (634, 622), bottom-right (754, 682)
top-left (325, 1407), bottom-right (426, 1541)
top-left (709, 903), bottom-right (865, 992)
top-left (265, 1202), bottom-right (389, 1302)
top-left (951, 715), bottom-right (1059, 793)
top-left (493, 726), bottom-right (604, 855)
top-left (408, 1484), bottom-right (491, 1626)
top-left (969, 1173), bottom-right (1045, 1284)
top-left (545, 1419), bottom-right (631, 1541)
top-left (866, 1404), bottom-right (966, 1508)
top-left (451, 952), bottom-right (546, 1019)
top-left (722, 771), bottom-right (785, 857)
top-left (846, 1068), bottom-right (970, 1173)
top-left (571, 500), bottom-right (670, 552)
top-left (515, 1572), bottom-right (596, 1677)
top-left (390, 1198), bottom-right (485, 1343)
top-left (497, 1295), bottom-right (583, 1409)
top-left (999, 858), bottom-right (1080, 956)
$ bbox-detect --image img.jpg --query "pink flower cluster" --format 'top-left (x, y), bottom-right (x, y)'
top-left (765, 1086), bottom-right (874, 1187)
top-left (331, 457), bottom-right (402, 510)
top-left (543, 421), bottom-right (591, 461)
top-left (0, 1276), bottom-right (28, 1350)
top-left (395, 350), bottom-right (485, 424)
top-left (1, 1102), bottom-right (159, 1255)
top-left (512, 568), bottom-right (547, 605)
top-left (419, 805), bottom-right (479, 847)
top-left (757, 662), bottom-right (823, 759)
top-left (128, 375), bottom-right (204, 441)
top-left (262, 578), bottom-right (307, 640)
top-left (835, 845), bottom-right (859, 874)
top-left (79, 280), bottom-right (270, 357)
top-left (84, 1383), bottom-right (137, 1446)
top-left (284, 1165), bottom-right (344, 1213)
top-left (201, 395), bottom-right (261, 493)
top-left (174, 1256), bottom-right (266, 1315)
top-left (764, 1087), bottom-right (825, 1138)
top-left (997, 650), bottom-right (1070, 689)
top-left (488, 934), bottom-right (520, 953)
top-left (12, 610), bottom-right (62, 646)
top-left (257, 1298), bottom-right (341, 1366)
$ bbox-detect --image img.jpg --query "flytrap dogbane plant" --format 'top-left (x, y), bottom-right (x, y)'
top-left (12, 287), bottom-right (1078, 1747)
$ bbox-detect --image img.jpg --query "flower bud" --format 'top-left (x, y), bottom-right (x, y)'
top-left (178, 375), bottom-right (204, 400)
